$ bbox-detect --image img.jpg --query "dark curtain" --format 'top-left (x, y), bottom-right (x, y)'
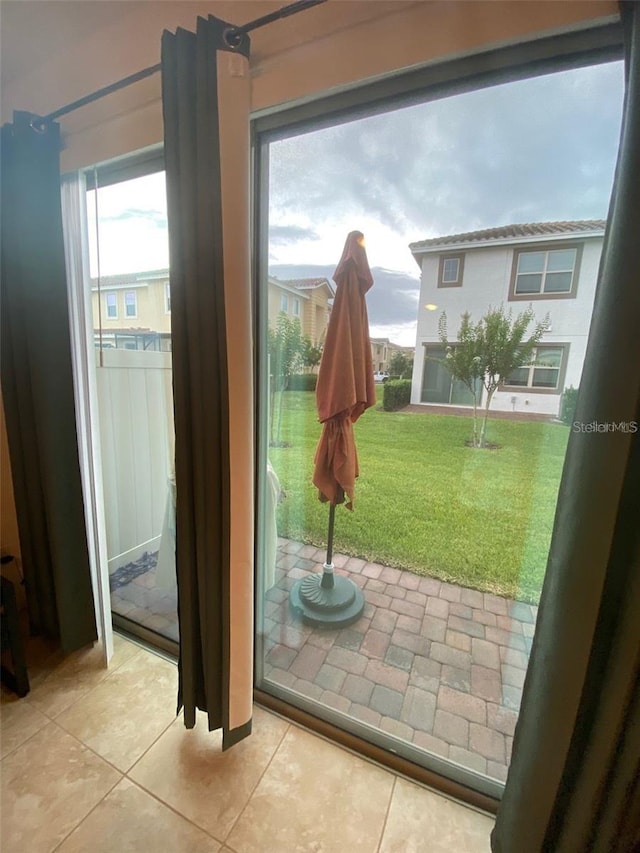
top-left (492, 5), bottom-right (640, 851)
top-left (161, 16), bottom-right (254, 748)
top-left (0, 112), bottom-right (97, 654)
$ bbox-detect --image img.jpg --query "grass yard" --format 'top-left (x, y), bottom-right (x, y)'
top-left (268, 390), bottom-right (570, 603)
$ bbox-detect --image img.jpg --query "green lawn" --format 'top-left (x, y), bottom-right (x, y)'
top-left (269, 390), bottom-right (570, 604)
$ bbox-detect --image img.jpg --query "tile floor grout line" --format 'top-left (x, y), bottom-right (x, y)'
top-left (121, 775), bottom-right (229, 847)
top-left (49, 715), bottom-right (132, 777)
top-left (48, 770), bottom-right (123, 853)
top-left (376, 774), bottom-right (398, 853)
top-left (123, 701), bottom-right (181, 775)
top-left (0, 705), bottom-right (53, 762)
top-left (43, 660), bottom-right (177, 772)
top-left (221, 716), bottom-right (292, 846)
top-left (30, 661), bottom-right (224, 849)
top-left (20, 641), bottom-right (147, 724)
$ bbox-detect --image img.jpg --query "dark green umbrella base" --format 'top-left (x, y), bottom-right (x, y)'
top-left (290, 570), bottom-right (365, 628)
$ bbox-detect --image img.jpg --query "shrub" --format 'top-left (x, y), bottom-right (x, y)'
top-left (287, 373), bottom-right (317, 392)
top-left (560, 386), bottom-right (579, 425)
top-left (383, 379), bottom-right (411, 412)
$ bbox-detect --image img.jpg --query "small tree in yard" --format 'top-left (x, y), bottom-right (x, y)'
top-left (439, 306), bottom-right (549, 448)
top-left (438, 311), bottom-right (484, 447)
top-left (389, 351), bottom-right (413, 378)
top-left (268, 313), bottom-right (305, 445)
top-left (302, 339), bottom-right (323, 372)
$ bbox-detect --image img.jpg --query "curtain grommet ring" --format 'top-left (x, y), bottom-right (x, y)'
top-left (222, 26), bottom-right (243, 49)
top-left (29, 117), bottom-right (47, 134)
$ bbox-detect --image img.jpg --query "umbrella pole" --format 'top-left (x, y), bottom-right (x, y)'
top-left (321, 494), bottom-right (339, 589)
top-left (326, 501), bottom-right (337, 565)
top-left (289, 486), bottom-right (365, 627)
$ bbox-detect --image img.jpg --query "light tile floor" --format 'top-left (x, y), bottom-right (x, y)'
top-left (1, 632), bottom-right (495, 853)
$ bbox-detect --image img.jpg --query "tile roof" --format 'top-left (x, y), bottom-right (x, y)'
top-left (284, 277), bottom-right (333, 291)
top-left (90, 269), bottom-right (169, 286)
top-left (409, 220), bottom-right (606, 251)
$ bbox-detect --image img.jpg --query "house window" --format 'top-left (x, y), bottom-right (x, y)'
top-left (505, 345), bottom-right (567, 392)
top-left (124, 290), bottom-right (137, 318)
top-left (438, 254), bottom-right (464, 287)
top-left (165, 282), bottom-right (171, 313)
top-left (280, 293), bottom-right (288, 312)
top-left (105, 292), bottom-right (117, 319)
top-left (511, 246), bottom-right (580, 298)
top-left (292, 298), bottom-right (300, 317)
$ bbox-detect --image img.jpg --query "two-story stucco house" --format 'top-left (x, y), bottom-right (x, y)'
top-left (91, 271), bottom-right (335, 353)
top-left (409, 220), bottom-right (606, 417)
top-left (267, 275), bottom-right (334, 347)
top-left (91, 268), bottom-right (172, 350)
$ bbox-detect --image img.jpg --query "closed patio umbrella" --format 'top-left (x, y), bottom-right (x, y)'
top-left (290, 231), bottom-right (376, 627)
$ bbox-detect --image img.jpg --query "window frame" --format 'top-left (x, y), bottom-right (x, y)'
top-left (292, 297), bottom-right (301, 317)
top-left (124, 289), bottom-right (138, 319)
top-left (503, 343), bottom-right (570, 394)
top-left (509, 242), bottom-right (583, 300)
top-left (164, 281), bottom-right (171, 314)
top-left (437, 253), bottom-right (465, 288)
top-left (105, 291), bottom-right (118, 319)
top-left (280, 293), bottom-right (289, 313)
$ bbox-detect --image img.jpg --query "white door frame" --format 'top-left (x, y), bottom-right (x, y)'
top-left (61, 174), bottom-right (114, 664)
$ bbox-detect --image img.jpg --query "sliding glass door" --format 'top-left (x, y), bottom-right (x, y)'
top-left (254, 49), bottom-right (623, 797)
top-left (84, 154), bottom-right (178, 650)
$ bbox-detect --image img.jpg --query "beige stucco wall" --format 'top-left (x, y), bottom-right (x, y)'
top-left (0, 0), bottom-right (618, 578)
top-left (91, 280), bottom-right (171, 335)
top-left (267, 281), bottom-right (331, 348)
top-left (297, 286), bottom-right (331, 346)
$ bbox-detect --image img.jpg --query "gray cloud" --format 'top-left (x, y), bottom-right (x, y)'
top-left (269, 224), bottom-right (321, 244)
top-left (269, 264), bottom-right (420, 328)
top-left (269, 61), bottom-right (623, 241)
top-left (101, 208), bottom-right (167, 228)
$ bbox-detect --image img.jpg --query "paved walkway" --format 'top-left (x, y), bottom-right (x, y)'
top-left (402, 403), bottom-right (554, 422)
top-left (264, 539), bottom-right (538, 783)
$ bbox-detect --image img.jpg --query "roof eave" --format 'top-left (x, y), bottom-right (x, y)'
top-left (409, 229), bottom-right (605, 257)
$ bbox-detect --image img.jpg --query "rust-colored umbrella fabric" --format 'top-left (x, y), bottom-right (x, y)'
top-left (313, 231), bottom-right (376, 508)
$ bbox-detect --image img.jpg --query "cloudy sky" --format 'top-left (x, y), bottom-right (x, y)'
top-left (90, 59), bottom-right (624, 346)
top-left (268, 60), bottom-right (624, 344)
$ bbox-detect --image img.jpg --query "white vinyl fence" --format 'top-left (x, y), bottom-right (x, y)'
top-left (95, 348), bottom-right (174, 575)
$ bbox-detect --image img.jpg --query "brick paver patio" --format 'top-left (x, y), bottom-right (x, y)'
top-left (263, 538), bottom-right (538, 783)
top-left (110, 536), bottom-right (537, 782)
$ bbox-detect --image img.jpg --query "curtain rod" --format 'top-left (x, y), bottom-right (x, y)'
top-left (33, 0), bottom-right (327, 127)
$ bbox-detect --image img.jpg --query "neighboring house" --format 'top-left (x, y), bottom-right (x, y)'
top-left (370, 338), bottom-right (413, 374)
top-left (267, 276), bottom-right (334, 347)
top-left (91, 268), bottom-right (171, 350)
top-left (370, 337), bottom-right (391, 373)
top-left (409, 220), bottom-right (606, 417)
top-left (92, 270), bottom-right (334, 352)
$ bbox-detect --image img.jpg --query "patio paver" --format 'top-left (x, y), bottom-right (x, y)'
top-left (263, 538), bottom-right (537, 783)
top-left (109, 537), bottom-right (537, 784)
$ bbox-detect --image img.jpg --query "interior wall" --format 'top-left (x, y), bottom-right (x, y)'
top-left (0, 0), bottom-right (618, 604)
top-left (0, 1), bottom-right (618, 172)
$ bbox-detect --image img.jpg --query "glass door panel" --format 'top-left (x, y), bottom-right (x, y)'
top-left (255, 58), bottom-right (623, 797)
top-left (87, 167), bottom-right (178, 647)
